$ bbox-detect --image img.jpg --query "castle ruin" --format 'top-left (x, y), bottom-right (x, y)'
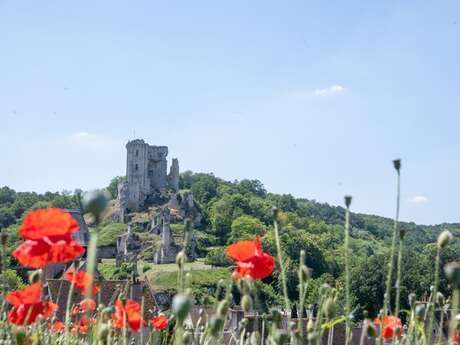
top-left (119, 139), bottom-right (179, 213)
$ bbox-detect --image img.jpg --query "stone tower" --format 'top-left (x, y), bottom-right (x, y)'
top-left (122, 139), bottom-right (180, 211)
top-left (168, 158), bottom-right (180, 192)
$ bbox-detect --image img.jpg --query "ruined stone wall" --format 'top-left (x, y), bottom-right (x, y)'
top-left (147, 145), bottom-right (168, 191)
top-left (168, 158), bottom-right (180, 192)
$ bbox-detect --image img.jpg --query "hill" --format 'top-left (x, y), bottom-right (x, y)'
top-left (1, 172), bottom-right (459, 316)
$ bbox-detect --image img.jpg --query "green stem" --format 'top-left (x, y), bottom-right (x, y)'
top-left (141, 296), bottom-right (145, 345)
top-left (383, 168), bottom-right (400, 320)
top-left (273, 216), bottom-right (290, 313)
top-left (427, 246), bottom-right (441, 345)
top-left (344, 203), bottom-right (351, 345)
top-left (395, 233), bottom-right (404, 317)
top-left (449, 288), bottom-right (459, 344)
top-left (64, 277), bottom-right (76, 345)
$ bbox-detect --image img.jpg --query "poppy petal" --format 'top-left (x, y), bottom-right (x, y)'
top-left (227, 240), bottom-right (257, 261)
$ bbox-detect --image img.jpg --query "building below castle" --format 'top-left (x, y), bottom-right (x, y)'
top-left (118, 139), bottom-right (179, 214)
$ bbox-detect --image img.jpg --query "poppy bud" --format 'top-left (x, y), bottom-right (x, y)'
top-left (408, 293), bottom-right (416, 309)
top-left (415, 304), bottom-right (425, 321)
top-left (185, 273), bottom-right (191, 288)
top-left (306, 317), bottom-right (314, 332)
top-left (118, 294), bottom-right (127, 306)
top-left (0, 231), bottom-right (8, 246)
top-left (250, 331), bottom-right (261, 345)
top-left (273, 330), bottom-right (289, 345)
top-left (272, 207), bottom-right (279, 220)
top-left (319, 283), bottom-right (331, 296)
top-left (399, 228), bottom-right (406, 240)
top-left (176, 251), bottom-right (186, 268)
top-left (218, 279), bottom-right (226, 287)
top-left (298, 265), bottom-right (310, 283)
top-left (242, 295), bottom-right (253, 313)
top-left (83, 190), bottom-right (109, 220)
top-left (270, 308), bottom-right (282, 323)
top-left (366, 321), bottom-right (377, 337)
top-left (323, 298), bottom-right (336, 319)
top-left (217, 300), bottom-right (229, 317)
top-left (172, 294), bottom-right (193, 324)
top-left (239, 318), bottom-right (248, 328)
top-left (199, 308), bottom-right (205, 318)
top-left (393, 159), bottom-right (401, 172)
top-left (438, 230), bottom-right (453, 249)
top-left (344, 195), bottom-right (352, 208)
top-left (208, 317), bottom-right (225, 337)
top-left (29, 270), bottom-right (42, 284)
top-left (436, 292), bottom-right (445, 306)
top-left (444, 262), bottom-right (460, 287)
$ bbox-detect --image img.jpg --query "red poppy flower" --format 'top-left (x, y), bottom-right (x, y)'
top-left (6, 283), bottom-right (58, 325)
top-left (453, 331), bottom-right (459, 344)
top-left (150, 315), bottom-right (168, 331)
top-left (19, 208), bottom-right (79, 240)
top-left (65, 271), bottom-right (100, 295)
top-left (112, 299), bottom-right (143, 332)
top-left (227, 236), bottom-right (275, 280)
top-left (12, 208), bottom-right (85, 268)
top-left (71, 315), bottom-right (96, 335)
top-left (72, 298), bottom-right (97, 314)
top-left (13, 234), bottom-right (85, 268)
top-left (373, 316), bottom-right (403, 340)
top-left (48, 321), bottom-right (65, 331)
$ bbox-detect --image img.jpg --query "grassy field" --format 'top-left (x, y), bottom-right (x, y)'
top-left (98, 258), bottom-right (231, 292)
top-left (144, 259), bottom-right (231, 291)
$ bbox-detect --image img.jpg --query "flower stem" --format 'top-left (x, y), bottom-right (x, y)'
top-left (273, 212), bottom-right (290, 313)
top-left (394, 233), bottom-right (404, 318)
top-left (344, 198), bottom-right (352, 345)
top-left (427, 246), bottom-right (441, 345)
top-left (383, 166), bottom-right (401, 318)
top-left (449, 288), bottom-right (459, 343)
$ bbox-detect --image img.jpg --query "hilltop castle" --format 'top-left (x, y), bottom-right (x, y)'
top-left (118, 139), bottom-right (179, 213)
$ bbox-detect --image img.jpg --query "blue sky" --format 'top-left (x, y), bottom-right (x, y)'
top-left (1, 1), bottom-right (459, 225)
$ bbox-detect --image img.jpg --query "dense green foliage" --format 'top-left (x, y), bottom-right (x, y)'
top-left (204, 247), bottom-right (233, 267)
top-left (0, 186), bottom-right (79, 230)
top-left (1, 171), bottom-right (459, 318)
top-left (178, 171), bottom-right (460, 318)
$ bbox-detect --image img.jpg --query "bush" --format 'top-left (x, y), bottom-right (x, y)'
top-left (204, 246), bottom-right (233, 267)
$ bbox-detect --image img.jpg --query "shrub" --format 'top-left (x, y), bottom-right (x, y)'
top-left (204, 246), bottom-right (233, 267)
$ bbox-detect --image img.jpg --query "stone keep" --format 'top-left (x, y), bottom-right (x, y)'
top-left (123, 139), bottom-right (179, 211)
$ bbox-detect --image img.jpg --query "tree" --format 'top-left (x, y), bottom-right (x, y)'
top-left (107, 176), bottom-right (124, 199)
top-left (229, 215), bottom-right (266, 243)
top-left (237, 179), bottom-right (267, 197)
top-left (350, 254), bottom-right (386, 319)
top-left (209, 194), bottom-right (250, 243)
top-left (190, 174), bottom-right (219, 205)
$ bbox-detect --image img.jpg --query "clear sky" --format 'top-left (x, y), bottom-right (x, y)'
top-left (1, 1), bottom-right (459, 225)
